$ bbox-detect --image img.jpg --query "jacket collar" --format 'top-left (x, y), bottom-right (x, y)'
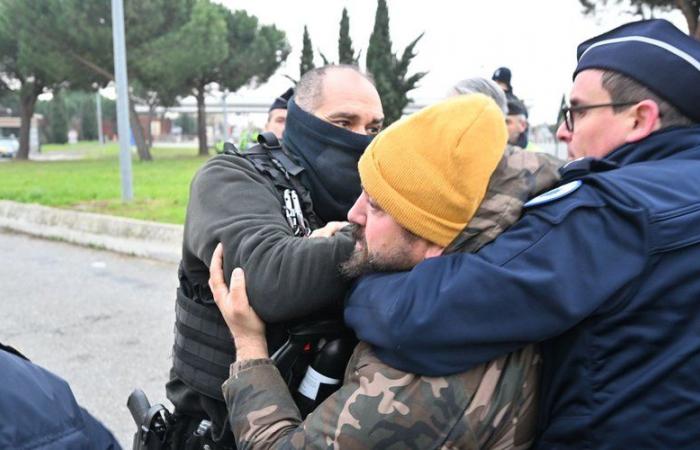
top-left (604, 125), bottom-right (700, 166)
top-left (559, 126), bottom-right (700, 183)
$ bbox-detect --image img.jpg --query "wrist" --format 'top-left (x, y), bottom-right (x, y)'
top-left (235, 337), bottom-right (268, 361)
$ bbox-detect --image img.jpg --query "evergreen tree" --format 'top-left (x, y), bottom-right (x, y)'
top-left (166, 4), bottom-right (289, 155)
top-left (175, 113), bottom-right (197, 135)
top-left (338, 8), bottom-right (358, 65)
top-left (80, 95), bottom-right (98, 141)
top-left (48, 92), bottom-right (68, 144)
top-left (300, 25), bottom-right (315, 76)
top-left (366, 0), bottom-right (426, 125)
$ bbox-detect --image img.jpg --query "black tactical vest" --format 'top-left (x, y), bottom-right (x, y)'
top-left (172, 132), bottom-right (329, 401)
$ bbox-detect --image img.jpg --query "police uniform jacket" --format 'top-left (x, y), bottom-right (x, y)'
top-left (345, 126), bottom-right (700, 449)
top-left (0, 346), bottom-right (120, 449)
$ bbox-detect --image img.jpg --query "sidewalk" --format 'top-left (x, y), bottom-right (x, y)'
top-left (0, 200), bottom-right (182, 263)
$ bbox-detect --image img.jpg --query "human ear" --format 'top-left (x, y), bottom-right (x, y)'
top-left (626, 100), bottom-right (661, 143)
top-left (424, 244), bottom-right (444, 259)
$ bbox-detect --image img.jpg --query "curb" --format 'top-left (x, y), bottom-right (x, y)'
top-left (0, 200), bottom-right (182, 263)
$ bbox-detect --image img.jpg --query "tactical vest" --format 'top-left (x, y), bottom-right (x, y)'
top-left (172, 132), bottom-right (339, 402)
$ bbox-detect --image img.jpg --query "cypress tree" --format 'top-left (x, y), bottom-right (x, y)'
top-left (366, 0), bottom-right (426, 125)
top-left (80, 95), bottom-right (98, 141)
top-left (300, 25), bottom-right (315, 76)
top-left (338, 8), bottom-right (357, 65)
top-left (48, 91), bottom-right (68, 144)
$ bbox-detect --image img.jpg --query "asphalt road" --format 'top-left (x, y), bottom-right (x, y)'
top-left (0, 229), bottom-right (179, 448)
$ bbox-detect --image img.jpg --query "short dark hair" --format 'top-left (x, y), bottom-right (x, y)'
top-left (295, 64), bottom-right (374, 113)
top-left (601, 71), bottom-right (695, 128)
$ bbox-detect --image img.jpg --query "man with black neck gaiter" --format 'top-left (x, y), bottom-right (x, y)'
top-left (165, 65), bottom-right (383, 449)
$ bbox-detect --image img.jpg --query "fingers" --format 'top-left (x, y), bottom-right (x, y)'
top-left (310, 221), bottom-right (350, 238)
top-left (208, 243), bottom-right (228, 305)
top-left (230, 268), bottom-right (249, 310)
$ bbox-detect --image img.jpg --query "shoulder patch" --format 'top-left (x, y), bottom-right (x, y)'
top-left (524, 180), bottom-right (583, 208)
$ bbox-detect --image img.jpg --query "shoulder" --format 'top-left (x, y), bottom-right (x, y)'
top-left (0, 351), bottom-right (87, 448)
top-left (523, 179), bottom-right (608, 226)
top-left (191, 153), bottom-right (275, 193)
top-left (196, 153), bottom-right (258, 176)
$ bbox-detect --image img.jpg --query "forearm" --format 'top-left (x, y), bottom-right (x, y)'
top-left (224, 359), bottom-right (305, 450)
top-left (345, 206), bottom-right (647, 375)
top-left (187, 157), bottom-right (354, 323)
top-left (242, 230), bottom-right (354, 322)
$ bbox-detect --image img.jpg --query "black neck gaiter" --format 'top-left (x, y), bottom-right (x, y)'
top-left (283, 99), bottom-right (374, 222)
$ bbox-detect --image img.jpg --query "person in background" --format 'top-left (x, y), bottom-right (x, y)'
top-left (448, 77), bottom-right (508, 113)
top-left (493, 66), bottom-right (530, 148)
top-left (263, 87), bottom-right (294, 139)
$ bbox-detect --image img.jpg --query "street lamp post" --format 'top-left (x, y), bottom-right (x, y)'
top-left (111, 0), bottom-right (133, 201)
top-left (96, 91), bottom-right (104, 145)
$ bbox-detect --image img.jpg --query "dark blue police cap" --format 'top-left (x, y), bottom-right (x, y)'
top-left (492, 67), bottom-right (512, 87)
top-left (574, 19), bottom-right (700, 123)
top-left (269, 87), bottom-right (294, 112)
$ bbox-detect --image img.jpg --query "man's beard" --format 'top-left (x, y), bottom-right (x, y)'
top-left (340, 224), bottom-right (420, 279)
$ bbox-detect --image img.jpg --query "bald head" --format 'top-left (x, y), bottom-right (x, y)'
top-left (294, 65), bottom-right (384, 135)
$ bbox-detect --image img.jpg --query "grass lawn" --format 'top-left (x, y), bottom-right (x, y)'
top-left (0, 142), bottom-right (211, 224)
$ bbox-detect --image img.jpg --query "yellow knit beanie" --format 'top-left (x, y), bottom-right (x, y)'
top-left (358, 94), bottom-right (506, 247)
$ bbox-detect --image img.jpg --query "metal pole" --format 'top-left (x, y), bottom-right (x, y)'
top-left (96, 91), bottom-right (104, 145)
top-left (111, 0), bottom-right (133, 201)
top-left (221, 90), bottom-right (229, 142)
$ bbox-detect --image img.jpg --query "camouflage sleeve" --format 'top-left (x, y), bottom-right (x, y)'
top-left (223, 358), bottom-right (306, 450)
top-left (223, 343), bottom-right (538, 449)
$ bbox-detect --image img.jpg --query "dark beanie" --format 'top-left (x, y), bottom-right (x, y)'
top-left (575, 19), bottom-right (700, 123)
top-left (269, 87), bottom-right (294, 112)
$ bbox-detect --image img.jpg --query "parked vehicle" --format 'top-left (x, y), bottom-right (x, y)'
top-left (0, 135), bottom-right (19, 158)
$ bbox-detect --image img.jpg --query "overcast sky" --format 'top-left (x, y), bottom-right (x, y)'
top-left (217, 0), bottom-right (687, 125)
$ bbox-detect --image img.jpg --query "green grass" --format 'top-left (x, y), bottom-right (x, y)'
top-left (0, 142), bottom-right (210, 224)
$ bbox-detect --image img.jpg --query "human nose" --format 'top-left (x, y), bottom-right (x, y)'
top-left (347, 193), bottom-right (367, 225)
top-left (556, 121), bottom-right (572, 142)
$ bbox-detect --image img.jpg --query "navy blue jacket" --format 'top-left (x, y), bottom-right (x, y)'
top-left (0, 346), bottom-right (121, 450)
top-left (345, 126), bottom-right (700, 449)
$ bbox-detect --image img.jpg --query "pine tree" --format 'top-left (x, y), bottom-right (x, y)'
top-left (338, 8), bottom-right (357, 65)
top-left (300, 25), bottom-right (315, 76)
top-left (366, 0), bottom-right (426, 125)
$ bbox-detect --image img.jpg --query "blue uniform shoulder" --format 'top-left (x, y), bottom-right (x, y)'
top-left (523, 180), bottom-right (606, 225)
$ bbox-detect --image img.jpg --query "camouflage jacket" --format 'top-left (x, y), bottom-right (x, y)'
top-left (223, 147), bottom-right (563, 449)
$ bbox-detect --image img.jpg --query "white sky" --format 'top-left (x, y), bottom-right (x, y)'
top-left (217, 0), bottom-right (687, 125)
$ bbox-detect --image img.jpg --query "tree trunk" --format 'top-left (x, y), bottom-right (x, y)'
top-left (146, 102), bottom-right (156, 149)
top-left (16, 83), bottom-right (42, 160)
top-left (676, 0), bottom-right (699, 38)
top-left (128, 95), bottom-right (152, 161)
top-left (196, 86), bottom-right (208, 156)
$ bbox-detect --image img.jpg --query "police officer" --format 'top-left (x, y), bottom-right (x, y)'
top-left (345, 19), bottom-right (700, 449)
top-left (263, 87), bottom-right (293, 139)
top-left (166, 65), bottom-right (383, 448)
top-left (1, 343), bottom-right (120, 449)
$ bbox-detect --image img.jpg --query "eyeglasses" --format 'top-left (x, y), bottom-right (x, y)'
top-left (560, 101), bottom-right (638, 132)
